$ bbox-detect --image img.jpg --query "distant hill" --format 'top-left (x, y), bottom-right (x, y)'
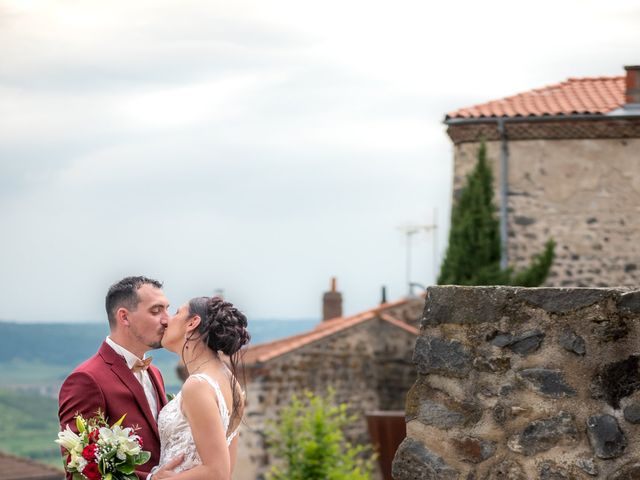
top-left (0, 319), bottom-right (319, 366)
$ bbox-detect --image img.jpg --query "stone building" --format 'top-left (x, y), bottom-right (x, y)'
top-left (445, 65), bottom-right (640, 288)
top-left (233, 282), bottom-right (423, 479)
top-left (393, 285), bottom-right (640, 479)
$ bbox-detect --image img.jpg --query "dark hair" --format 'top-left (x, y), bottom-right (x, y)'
top-left (186, 296), bottom-right (250, 428)
top-left (105, 276), bottom-right (163, 327)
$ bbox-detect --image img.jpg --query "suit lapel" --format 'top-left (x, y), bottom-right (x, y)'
top-left (99, 342), bottom-right (160, 441)
top-left (148, 367), bottom-right (167, 411)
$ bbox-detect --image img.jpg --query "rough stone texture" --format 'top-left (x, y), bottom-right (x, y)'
top-left (413, 335), bottom-right (472, 378)
top-left (576, 458), bottom-right (598, 476)
top-left (538, 462), bottom-right (573, 480)
top-left (473, 356), bottom-right (511, 374)
top-left (489, 330), bottom-right (545, 355)
top-left (516, 288), bottom-right (610, 314)
top-left (623, 403), bottom-right (640, 424)
top-left (619, 291), bottom-right (640, 314)
top-left (607, 461), bottom-right (640, 479)
top-left (452, 436), bottom-right (497, 464)
top-left (517, 368), bottom-right (577, 398)
top-left (507, 412), bottom-right (578, 456)
top-left (592, 317), bottom-right (629, 342)
top-left (586, 414), bottom-right (627, 459)
top-left (482, 459), bottom-right (526, 480)
top-left (450, 137), bottom-right (640, 289)
top-left (392, 438), bottom-right (459, 480)
top-left (559, 329), bottom-right (586, 356)
top-left (394, 286), bottom-right (640, 480)
top-left (235, 299), bottom-right (424, 480)
top-left (422, 286), bottom-right (511, 327)
top-left (590, 356), bottom-right (640, 408)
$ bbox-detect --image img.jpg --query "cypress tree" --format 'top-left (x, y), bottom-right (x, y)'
top-left (438, 141), bottom-right (555, 286)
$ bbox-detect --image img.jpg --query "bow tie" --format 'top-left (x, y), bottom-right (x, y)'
top-left (131, 357), bottom-right (153, 373)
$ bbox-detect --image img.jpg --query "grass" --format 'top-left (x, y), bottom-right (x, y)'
top-left (0, 359), bottom-right (182, 468)
top-left (0, 388), bottom-right (63, 467)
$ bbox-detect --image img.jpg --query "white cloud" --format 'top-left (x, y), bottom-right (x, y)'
top-left (0, 0), bottom-right (638, 321)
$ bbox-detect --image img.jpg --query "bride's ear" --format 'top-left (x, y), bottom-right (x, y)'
top-left (186, 315), bottom-right (202, 332)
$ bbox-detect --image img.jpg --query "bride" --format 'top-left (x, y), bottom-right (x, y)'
top-left (152, 296), bottom-right (250, 480)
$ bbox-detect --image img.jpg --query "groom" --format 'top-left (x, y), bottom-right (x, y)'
top-left (58, 276), bottom-right (182, 479)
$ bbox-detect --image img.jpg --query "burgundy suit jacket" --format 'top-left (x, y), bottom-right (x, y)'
top-left (58, 342), bottom-right (168, 479)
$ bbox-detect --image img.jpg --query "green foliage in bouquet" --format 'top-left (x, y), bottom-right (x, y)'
top-left (56, 411), bottom-right (150, 480)
top-left (438, 140), bottom-right (555, 286)
top-left (266, 389), bottom-right (375, 480)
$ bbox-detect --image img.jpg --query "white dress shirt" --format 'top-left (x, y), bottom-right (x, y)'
top-left (105, 337), bottom-right (159, 421)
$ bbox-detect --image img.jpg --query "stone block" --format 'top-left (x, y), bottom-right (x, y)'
top-left (517, 368), bottom-right (577, 398)
top-left (413, 335), bottom-right (472, 378)
top-left (488, 329), bottom-right (545, 355)
top-left (392, 437), bottom-right (459, 480)
top-left (515, 288), bottom-right (611, 314)
top-left (507, 411), bottom-right (578, 456)
top-left (423, 286), bottom-right (510, 326)
top-left (586, 414), bottom-right (627, 459)
top-left (558, 329), bottom-right (586, 355)
top-left (624, 403), bottom-right (640, 424)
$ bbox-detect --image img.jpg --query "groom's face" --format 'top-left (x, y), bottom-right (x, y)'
top-left (127, 284), bottom-right (170, 350)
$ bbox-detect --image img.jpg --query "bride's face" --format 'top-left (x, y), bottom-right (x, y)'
top-left (161, 303), bottom-right (190, 353)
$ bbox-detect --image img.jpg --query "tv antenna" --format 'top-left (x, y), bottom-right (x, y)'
top-left (398, 208), bottom-right (438, 297)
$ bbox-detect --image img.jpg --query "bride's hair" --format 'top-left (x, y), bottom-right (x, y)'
top-left (186, 296), bottom-right (250, 428)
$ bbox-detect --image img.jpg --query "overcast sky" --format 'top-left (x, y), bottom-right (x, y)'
top-left (1, 0), bottom-right (639, 322)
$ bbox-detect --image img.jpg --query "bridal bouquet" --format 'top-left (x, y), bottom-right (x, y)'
top-left (56, 411), bottom-right (151, 480)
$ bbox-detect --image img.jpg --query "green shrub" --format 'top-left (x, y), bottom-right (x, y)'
top-left (266, 390), bottom-right (375, 480)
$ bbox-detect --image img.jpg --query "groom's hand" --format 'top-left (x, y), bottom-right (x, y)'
top-left (152, 455), bottom-right (184, 479)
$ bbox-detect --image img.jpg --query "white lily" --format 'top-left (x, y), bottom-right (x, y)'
top-left (98, 425), bottom-right (133, 446)
top-left (67, 451), bottom-right (88, 472)
top-left (55, 425), bottom-right (82, 452)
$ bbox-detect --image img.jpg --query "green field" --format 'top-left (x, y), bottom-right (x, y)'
top-left (0, 359), bottom-right (182, 468)
top-left (0, 388), bottom-right (63, 467)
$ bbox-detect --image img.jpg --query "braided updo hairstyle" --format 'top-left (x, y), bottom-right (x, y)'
top-left (186, 296), bottom-right (250, 427)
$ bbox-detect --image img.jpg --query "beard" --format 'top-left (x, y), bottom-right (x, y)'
top-left (130, 323), bottom-right (164, 350)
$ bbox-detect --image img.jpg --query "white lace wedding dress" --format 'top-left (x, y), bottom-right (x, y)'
top-left (157, 373), bottom-right (240, 473)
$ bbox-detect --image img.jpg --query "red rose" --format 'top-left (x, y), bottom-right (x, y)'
top-left (88, 429), bottom-right (100, 443)
top-left (82, 462), bottom-right (101, 480)
top-left (82, 444), bottom-right (98, 461)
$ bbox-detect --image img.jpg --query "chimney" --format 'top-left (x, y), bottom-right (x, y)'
top-left (322, 277), bottom-right (342, 321)
top-left (625, 65), bottom-right (640, 105)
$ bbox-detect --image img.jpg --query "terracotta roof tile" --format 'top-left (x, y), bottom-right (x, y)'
top-left (446, 76), bottom-right (625, 120)
top-left (0, 451), bottom-right (64, 480)
top-left (243, 298), bottom-right (419, 365)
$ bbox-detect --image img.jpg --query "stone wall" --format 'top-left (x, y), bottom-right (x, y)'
top-left (393, 286), bottom-right (640, 480)
top-left (234, 299), bottom-right (423, 479)
top-left (451, 137), bottom-right (640, 288)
